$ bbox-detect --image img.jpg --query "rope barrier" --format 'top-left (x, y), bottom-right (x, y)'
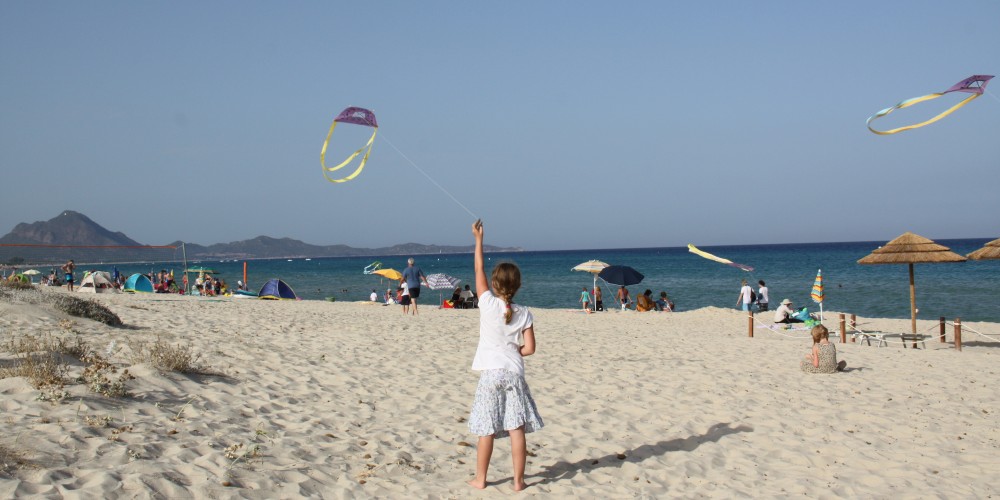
top-left (751, 316), bottom-right (813, 339)
top-left (747, 313), bottom-right (999, 347)
top-left (941, 321), bottom-right (1000, 343)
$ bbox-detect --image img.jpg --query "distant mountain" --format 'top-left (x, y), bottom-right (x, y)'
top-left (0, 210), bottom-right (140, 246)
top-left (0, 211), bottom-right (521, 262)
top-left (169, 237), bottom-right (518, 260)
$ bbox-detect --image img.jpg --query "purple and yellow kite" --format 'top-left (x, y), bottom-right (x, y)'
top-left (867, 75), bottom-right (993, 135)
top-left (320, 107), bottom-right (379, 183)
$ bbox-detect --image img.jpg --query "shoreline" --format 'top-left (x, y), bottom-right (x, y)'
top-left (1, 287), bottom-right (998, 497)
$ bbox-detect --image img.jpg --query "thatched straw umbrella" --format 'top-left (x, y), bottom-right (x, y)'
top-left (967, 237), bottom-right (1000, 260)
top-left (857, 232), bottom-right (966, 334)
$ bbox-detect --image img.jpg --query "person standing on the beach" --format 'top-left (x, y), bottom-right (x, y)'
top-left (736, 279), bottom-right (753, 311)
top-left (399, 286), bottom-right (411, 314)
top-left (593, 286), bottom-right (603, 311)
top-left (401, 257), bottom-right (427, 315)
top-left (757, 280), bottom-right (770, 311)
top-left (61, 259), bottom-right (76, 292)
top-left (467, 219), bottom-right (543, 492)
top-left (616, 286), bottom-right (630, 310)
top-left (579, 287), bottom-right (592, 313)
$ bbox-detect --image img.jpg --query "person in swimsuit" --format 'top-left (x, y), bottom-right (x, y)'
top-left (61, 259), bottom-right (76, 292)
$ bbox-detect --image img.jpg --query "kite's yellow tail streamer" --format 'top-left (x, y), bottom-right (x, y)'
top-left (320, 121), bottom-right (378, 183)
top-left (867, 92), bottom-right (982, 135)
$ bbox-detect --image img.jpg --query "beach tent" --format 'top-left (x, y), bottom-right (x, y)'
top-left (123, 273), bottom-right (154, 293)
top-left (258, 278), bottom-right (298, 300)
top-left (6, 273), bottom-right (29, 284)
top-left (77, 271), bottom-right (115, 293)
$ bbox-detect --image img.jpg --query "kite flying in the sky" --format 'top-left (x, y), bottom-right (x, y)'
top-left (320, 106), bottom-right (378, 183)
top-left (867, 75), bottom-right (994, 135)
top-left (688, 244), bottom-right (754, 272)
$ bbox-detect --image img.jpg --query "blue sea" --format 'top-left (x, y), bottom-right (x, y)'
top-left (109, 238), bottom-right (999, 323)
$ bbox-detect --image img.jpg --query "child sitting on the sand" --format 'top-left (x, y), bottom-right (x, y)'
top-left (467, 219), bottom-right (543, 492)
top-left (801, 324), bottom-right (846, 373)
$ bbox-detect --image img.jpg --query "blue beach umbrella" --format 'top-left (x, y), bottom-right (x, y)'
top-left (598, 265), bottom-right (644, 287)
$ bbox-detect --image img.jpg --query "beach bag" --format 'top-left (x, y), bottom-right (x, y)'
top-left (792, 307), bottom-right (811, 322)
top-left (750, 290), bottom-right (757, 303)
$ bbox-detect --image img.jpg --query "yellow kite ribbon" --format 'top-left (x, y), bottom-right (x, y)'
top-left (867, 92), bottom-right (982, 135)
top-left (320, 120), bottom-right (378, 183)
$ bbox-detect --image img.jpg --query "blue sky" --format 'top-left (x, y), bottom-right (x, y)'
top-left (2, 1), bottom-right (998, 250)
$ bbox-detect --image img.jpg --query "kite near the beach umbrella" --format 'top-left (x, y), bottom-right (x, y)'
top-left (321, 106), bottom-right (378, 183)
top-left (867, 75), bottom-right (994, 135)
top-left (688, 244), bottom-right (754, 272)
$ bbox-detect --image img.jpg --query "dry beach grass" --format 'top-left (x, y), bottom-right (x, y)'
top-left (1, 284), bottom-right (998, 498)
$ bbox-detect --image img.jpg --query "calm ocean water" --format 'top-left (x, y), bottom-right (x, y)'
top-left (106, 238), bottom-right (999, 323)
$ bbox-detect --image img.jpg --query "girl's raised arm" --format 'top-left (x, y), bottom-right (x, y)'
top-left (472, 220), bottom-right (489, 297)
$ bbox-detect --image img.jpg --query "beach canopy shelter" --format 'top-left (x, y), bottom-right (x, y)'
top-left (124, 273), bottom-right (154, 293)
top-left (967, 237), bottom-right (1000, 260)
top-left (857, 232), bottom-right (966, 334)
top-left (258, 278), bottom-right (298, 300)
top-left (77, 271), bottom-right (115, 293)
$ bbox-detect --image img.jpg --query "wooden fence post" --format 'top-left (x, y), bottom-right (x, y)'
top-left (939, 316), bottom-right (946, 343)
top-left (839, 313), bottom-right (846, 344)
top-left (748, 310), bottom-right (753, 338)
top-left (954, 318), bottom-right (962, 352)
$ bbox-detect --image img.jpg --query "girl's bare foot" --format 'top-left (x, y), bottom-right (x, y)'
top-left (467, 479), bottom-right (486, 490)
top-left (513, 480), bottom-right (527, 492)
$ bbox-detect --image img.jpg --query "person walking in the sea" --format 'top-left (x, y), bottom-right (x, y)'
top-left (401, 257), bottom-right (427, 315)
top-left (466, 219), bottom-right (543, 492)
top-left (61, 259), bottom-right (76, 292)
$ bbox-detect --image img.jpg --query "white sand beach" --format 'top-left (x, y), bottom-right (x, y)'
top-left (2, 289), bottom-right (999, 498)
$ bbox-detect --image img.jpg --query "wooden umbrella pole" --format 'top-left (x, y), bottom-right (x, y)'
top-left (909, 263), bottom-right (916, 334)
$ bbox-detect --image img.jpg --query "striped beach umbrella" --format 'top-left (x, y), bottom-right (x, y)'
top-left (810, 269), bottom-right (824, 322)
top-left (810, 269), bottom-right (824, 303)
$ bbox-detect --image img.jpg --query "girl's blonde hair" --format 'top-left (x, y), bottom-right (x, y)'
top-left (810, 324), bottom-right (829, 344)
top-left (491, 262), bottom-right (521, 324)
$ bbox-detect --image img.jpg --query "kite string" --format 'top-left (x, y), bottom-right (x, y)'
top-left (377, 131), bottom-right (479, 220)
top-left (986, 87), bottom-right (1000, 104)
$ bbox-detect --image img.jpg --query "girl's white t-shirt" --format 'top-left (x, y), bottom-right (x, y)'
top-left (471, 290), bottom-right (533, 377)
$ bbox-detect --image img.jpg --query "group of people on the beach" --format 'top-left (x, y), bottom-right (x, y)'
top-left (578, 286), bottom-right (674, 313)
top-left (375, 257), bottom-right (430, 315)
top-left (736, 279), bottom-right (771, 312)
